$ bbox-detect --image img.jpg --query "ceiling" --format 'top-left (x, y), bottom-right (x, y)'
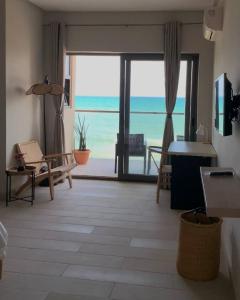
top-left (28, 0), bottom-right (215, 12)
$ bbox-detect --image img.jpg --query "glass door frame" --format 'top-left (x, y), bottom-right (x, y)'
top-left (118, 53), bottom-right (199, 182)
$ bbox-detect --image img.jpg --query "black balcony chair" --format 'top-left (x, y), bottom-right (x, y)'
top-left (115, 134), bottom-right (147, 174)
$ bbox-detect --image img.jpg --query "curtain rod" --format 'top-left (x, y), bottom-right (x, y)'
top-left (44, 22), bottom-right (202, 27)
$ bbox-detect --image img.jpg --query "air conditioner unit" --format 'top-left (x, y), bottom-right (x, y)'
top-left (203, 25), bottom-right (216, 41)
top-left (203, 7), bottom-right (223, 41)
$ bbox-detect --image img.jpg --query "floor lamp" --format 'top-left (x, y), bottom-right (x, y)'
top-left (26, 76), bottom-right (64, 154)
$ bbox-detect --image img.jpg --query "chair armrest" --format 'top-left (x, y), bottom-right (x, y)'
top-left (25, 159), bottom-right (56, 166)
top-left (25, 160), bottom-right (48, 164)
top-left (148, 146), bottom-right (162, 150)
top-left (148, 146), bottom-right (163, 154)
top-left (43, 153), bottom-right (72, 159)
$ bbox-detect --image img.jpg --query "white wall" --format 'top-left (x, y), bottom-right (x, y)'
top-left (0, 0), bottom-right (6, 200)
top-left (212, 0), bottom-right (240, 298)
top-left (6, 0), bottom-right (43, 167)
top-left (213, 0), bottom-right (240, 169)
top-left (44, 11), bottom-right (214, 141)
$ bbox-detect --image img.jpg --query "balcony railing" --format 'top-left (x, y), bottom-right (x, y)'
top-left (74, 109), bottom-right (185, 160)
top-left (75, 109), bottom-right (184, 115)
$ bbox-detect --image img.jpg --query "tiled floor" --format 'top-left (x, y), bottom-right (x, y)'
top-left (0, 179), bottom-right (235, 300)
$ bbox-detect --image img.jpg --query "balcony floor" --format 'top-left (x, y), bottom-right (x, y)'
top-left (72, 157), bottom-right (159, 178)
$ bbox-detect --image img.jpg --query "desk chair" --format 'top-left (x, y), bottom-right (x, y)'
top-left (147, 146), bottom-right (172, 203)
top-left (115, 134), bottom-right (147, 174)
top-left (148, 136), bottom-right (184, 174)
top-left (147, 146), bottom-right (162, 174)
top-left (156, 150), bottom-right (172, 203)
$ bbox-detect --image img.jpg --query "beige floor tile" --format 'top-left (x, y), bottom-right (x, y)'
top-left (80, 242), bottom-right (177, 260)
top-left (0, 288), bottom-right (47, 300)
top-left (8, 227), bottom-right (130, 246)
top-left (45, 230), bottom-right (130, 246)
top-left (17, 207), bottom-right (178, 224)
top-left (130, 238), bottom-right (177, 250)
top-left (111, 282), bottom-right (235, 300)
top-left (3, 219), bottom-right (95, 234)
top-left (8, 236), bottom-right (81, 252)
top-left (7, 227), bottom-right (50, 239)
top-left (122, 257), bottom-right (177, 274)
top-left (62, 217), bottom-right (175, 231)
top-left (111, 283), bottom-right (192, 300)
top-left (3, 212), bottom-right (177, 231)
top-left (30, 202), bottom-right (143, 216)
top-left (93, 226), bottom-right (178, 240)
top-left (63, 265), bottom-right (183, 289)
top-left (0, 273), bottom-right (113, 298)
top-left (45, 292), bottom-right (108, 300)
top-left (7, 246), bottom-right (124, 268)
top-left (5, 258), bottom-right (68, 276)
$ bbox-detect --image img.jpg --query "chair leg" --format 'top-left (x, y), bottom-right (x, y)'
top-left (0, 259), bottom-right (3, 280)
top-left (147, 149), bottom-right (151, 175)
top-left (48, 176), bottom-right (54, 200)
top-left (115, 155), bottom-right (117, 173)
top-left (156, 172), bottom-right (161, 204)
top-left (143, 155), bottom-right (146, 174)
top-left (68, 172), bottom-right (73, 188)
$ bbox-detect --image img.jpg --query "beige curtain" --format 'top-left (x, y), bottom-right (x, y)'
top-left (44, 23), bottom-right (66, 156)
top-left (162, 22), bottom-right (181, 156)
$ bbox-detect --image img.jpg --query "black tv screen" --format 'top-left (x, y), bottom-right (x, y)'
top-left (215, 73), bottom-right (232, 136)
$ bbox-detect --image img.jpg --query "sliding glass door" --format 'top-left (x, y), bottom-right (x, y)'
top-left (67, 53), bottom-right (198, 181)
top-left (118, 54), bottom-right (198, 181)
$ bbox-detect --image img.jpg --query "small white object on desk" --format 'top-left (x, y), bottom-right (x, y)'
top-left (201, 167), bottom-right (240, 218)
top-left (168, 141), bottom-right (217, 158)
top-left (196, 123), bottom-right (209, 143)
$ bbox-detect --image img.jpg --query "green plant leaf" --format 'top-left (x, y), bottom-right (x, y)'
top-left (74, 115), bottom-right (89, 151)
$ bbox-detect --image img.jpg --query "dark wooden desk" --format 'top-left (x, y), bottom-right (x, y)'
top-left (168, 142), bottom-right (217, 210)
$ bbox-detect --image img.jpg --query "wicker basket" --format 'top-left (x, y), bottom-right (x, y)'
top-left (177, 210), bottom-right (222, 281)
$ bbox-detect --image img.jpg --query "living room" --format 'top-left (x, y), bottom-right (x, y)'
top-left (0, 0), bottom-right (240, 299)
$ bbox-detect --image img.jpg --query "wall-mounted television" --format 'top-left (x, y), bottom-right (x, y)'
top-left (215, 73), bottom-right (232, 136)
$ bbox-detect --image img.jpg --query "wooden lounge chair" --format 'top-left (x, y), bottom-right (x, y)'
top-left (16, 140), bottom-right (76, 200)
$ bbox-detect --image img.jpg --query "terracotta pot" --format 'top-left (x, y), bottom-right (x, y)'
top-left (73, 149), bottom-right (90, 165)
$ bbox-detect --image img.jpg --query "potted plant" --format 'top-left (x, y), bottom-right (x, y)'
top-left (73, 115), bottom-right (90, 164)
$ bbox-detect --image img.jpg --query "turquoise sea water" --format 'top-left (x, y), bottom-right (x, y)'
top-left (75, 96), bottom-right (185, 159)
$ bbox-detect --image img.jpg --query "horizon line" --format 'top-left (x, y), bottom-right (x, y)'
top-left (75, 95), bottom-right (186, 98)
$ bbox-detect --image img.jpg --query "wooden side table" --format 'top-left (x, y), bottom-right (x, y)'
top-left (5, 167), bottom-right (36, 207)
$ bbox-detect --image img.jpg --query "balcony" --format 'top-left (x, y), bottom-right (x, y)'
top-left (71, 109), bottom-right (185, 178)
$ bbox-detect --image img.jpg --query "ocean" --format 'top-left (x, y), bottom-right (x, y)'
top-left (75, 96), bottom-right (185, 159)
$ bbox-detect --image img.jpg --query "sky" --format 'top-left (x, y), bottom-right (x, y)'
top-left (75, 56), bottom-right (187, 97)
